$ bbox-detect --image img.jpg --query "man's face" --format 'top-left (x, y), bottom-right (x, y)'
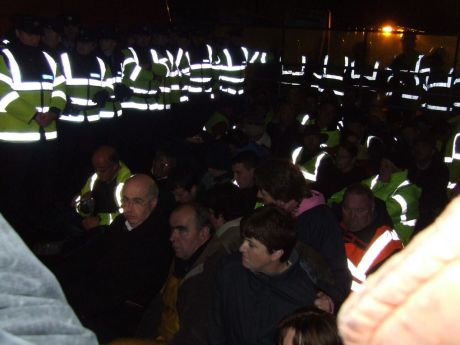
top-left (16, 30), bottom-right (40, 47)
top-left (76, 41), bottom-right (96, 56)
top-left (239, 236), bottom-right (275, 273)
top-left (92, 157), bottom-right (119, 183)
top-left (151, 154), bottom-right (173, 179)
top-left (232, 163), bottom-right (254, 189)
top-left (121, 182), bottom-right (157, 228)
top-left (170, 206), bottom-right (209, 260)
top-left (342, 193), bottom-right (374, 232)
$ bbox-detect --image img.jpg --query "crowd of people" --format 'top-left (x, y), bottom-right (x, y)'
top-left (1, 12), bottom-right (460, 345)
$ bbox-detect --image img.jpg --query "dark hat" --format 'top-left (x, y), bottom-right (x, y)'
top-left (76, 28), bottom-right (97, 42)
top-left (43, 18), bottom-right (64, 34)
top-left (302, 125), bottom-right (329, 143)
top-left (98, 27), bottom-right (119, 41)
top-left (132, 24), bottom-right (151, 36)
top-left (15, 16), bottom-right (42, 35)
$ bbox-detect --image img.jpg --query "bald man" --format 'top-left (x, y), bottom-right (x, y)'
top-left (63, 174), bottom-right (173, 342)
top-left (74, 145), bottom-right (131, 230)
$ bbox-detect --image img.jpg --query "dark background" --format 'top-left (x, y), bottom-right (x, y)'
top-left (0, 0), bottom-right (459, 34)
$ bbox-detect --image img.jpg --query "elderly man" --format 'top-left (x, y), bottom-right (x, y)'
top-left (341, 183), bottom-right (403, 293)
top-left (109, 202), bottom-right (225, 345)
top-left (60, 174), bottom-right (172, 342)
top-left (74, 145), bottom-right (131, 230)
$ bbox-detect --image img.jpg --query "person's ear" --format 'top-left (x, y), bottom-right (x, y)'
top-left (270, 249), bottom-right (284, 262)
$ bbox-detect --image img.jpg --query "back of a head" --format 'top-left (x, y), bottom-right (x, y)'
top-left (255, 159), bottom-right (310, 203)
top-left (277, 307), bottom-right (342, 345)
top-left (204, 182), bottom-right (246, 222)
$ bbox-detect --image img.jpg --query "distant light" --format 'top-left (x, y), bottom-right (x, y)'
top-left (382, 25), bottom-right (394, 33)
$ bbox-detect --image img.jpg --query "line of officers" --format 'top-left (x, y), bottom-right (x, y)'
top-left (0, 16), bottom-right (270, 145)
top-left (280, 33), bottom-right (460, 117)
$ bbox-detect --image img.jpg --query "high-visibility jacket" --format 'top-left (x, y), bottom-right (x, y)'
top-left (0, 45), bottom-right (66, 142)
top-left (280, 55), bottom-right (307, 86)
top-left (204, 111), bottom-right (229, 140)
top-left (59, 52), bottom-right (118, 122)
top-left (364, 171), bottom-right (421, 244)
top-left (422, 67), bottom-right (454, 114)
top-left (213, 45), bottom-right (246, 96)
top-left (386, 53), bottom-right (424, 108)
top-left (344, 226), bottom-right (403, 292)
top-left (163, 48), bottom-right (189, 106)
top-left (329, 170), bottom-right (421, 245)
top-left (120, 47), bottom-right (169, 111)
top-left (292, 146), bottom-right (330, 183)
top-left (301, 117), bottom-right (341, 148)
top-left (348, 59), bottom-right (380, 92)
top-left (444, 120), bottom-right (460, 192)
top-left (184, 44), bottom-right (214, 96)
top-left (311, 54), bottom-right (349, 98)
top-left (75, 161), bottom-right (131, 226)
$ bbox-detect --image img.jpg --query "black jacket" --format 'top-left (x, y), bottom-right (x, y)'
top-left (209, 251), bottom-right (318, 345)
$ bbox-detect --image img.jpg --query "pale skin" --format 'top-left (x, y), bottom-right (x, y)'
top-left (256, 188), bottom-right (334, 313)
top-left (338, 195), bottom-right (460, 345)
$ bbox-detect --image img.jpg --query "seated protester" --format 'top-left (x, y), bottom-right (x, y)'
top-left (340, 183), bottom-right (403, 293)
top-left (73, 145), bottom-right (131, 230)
top-left (231, 150), bottom-right (260, 213)
top-left (109, 203), bottom-right (225, 345)
top-left (267, 101), bottom-right (302, 159)
top-left (209, 206), bottom-right (324, 345)
top-left (303, 100), bottom-right (341, 149)
top-left (170, 167), bottom-right (204, 204)
top-left (0, 214), bottom-right (98, 345)
top-left (60, 175), bottom-right (172, 342)
top-left (277, 307), bottom-right (343, 345)
top-left (255, 159), bottom-right (351, 309)
top-left (204, 183), bottom-right (247, 253)
top-left (201, 141), bottom-right (234, 191)
top-left (150, 147), bottom-right (179, 215)
top-left (329, 142), bottom-right (370, 196)
top-left (408, 136), bottom-right (449, 233)
top-left (329, 147), bottom-right (421, 245)
top-left (240, 111), bottom-right (272, 157)
top-left (291, 125), bottom-right (336, 197)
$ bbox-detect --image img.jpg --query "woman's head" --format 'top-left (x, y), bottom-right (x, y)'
top-left (278, 307), bottom-right (342, 345)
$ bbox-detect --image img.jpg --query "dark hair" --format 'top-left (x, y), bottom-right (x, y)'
top-left (343, 183), bottom-right (375, 212)
top-left (231, 150), bottom-right (260, 170)
top-left (255, 159), bottom-right (311, 203)
top-left (241, 205), bottom-right (296, 262)
top-left (277, 307), bottom-right (342, 345)
top-left (170, 168), bottom-right (203, 192)
top-left (173, 202), bottom-right (213, 235)
top-left (204, 183), bottom-right (246, 222)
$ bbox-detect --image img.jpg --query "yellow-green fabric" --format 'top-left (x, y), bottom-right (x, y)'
top-left (78, 161), bottom-right (131, 225)
top-left (329, 170), bottom-right (421, 244)
top-left (204, 111), bottom-right (229, 139)
top-left (155, 274), bottom-right (181, 343)
top-left (121, 48), bottom-right (168, 110)
top-left (0, 49), bottom-right (66, 142)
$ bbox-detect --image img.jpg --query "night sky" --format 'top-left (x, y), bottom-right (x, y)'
top-left (1, 0), bottom-right (459, 34)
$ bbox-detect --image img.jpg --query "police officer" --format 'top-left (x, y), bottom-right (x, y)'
top-left (0, 15), bottom-right (66, 243)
